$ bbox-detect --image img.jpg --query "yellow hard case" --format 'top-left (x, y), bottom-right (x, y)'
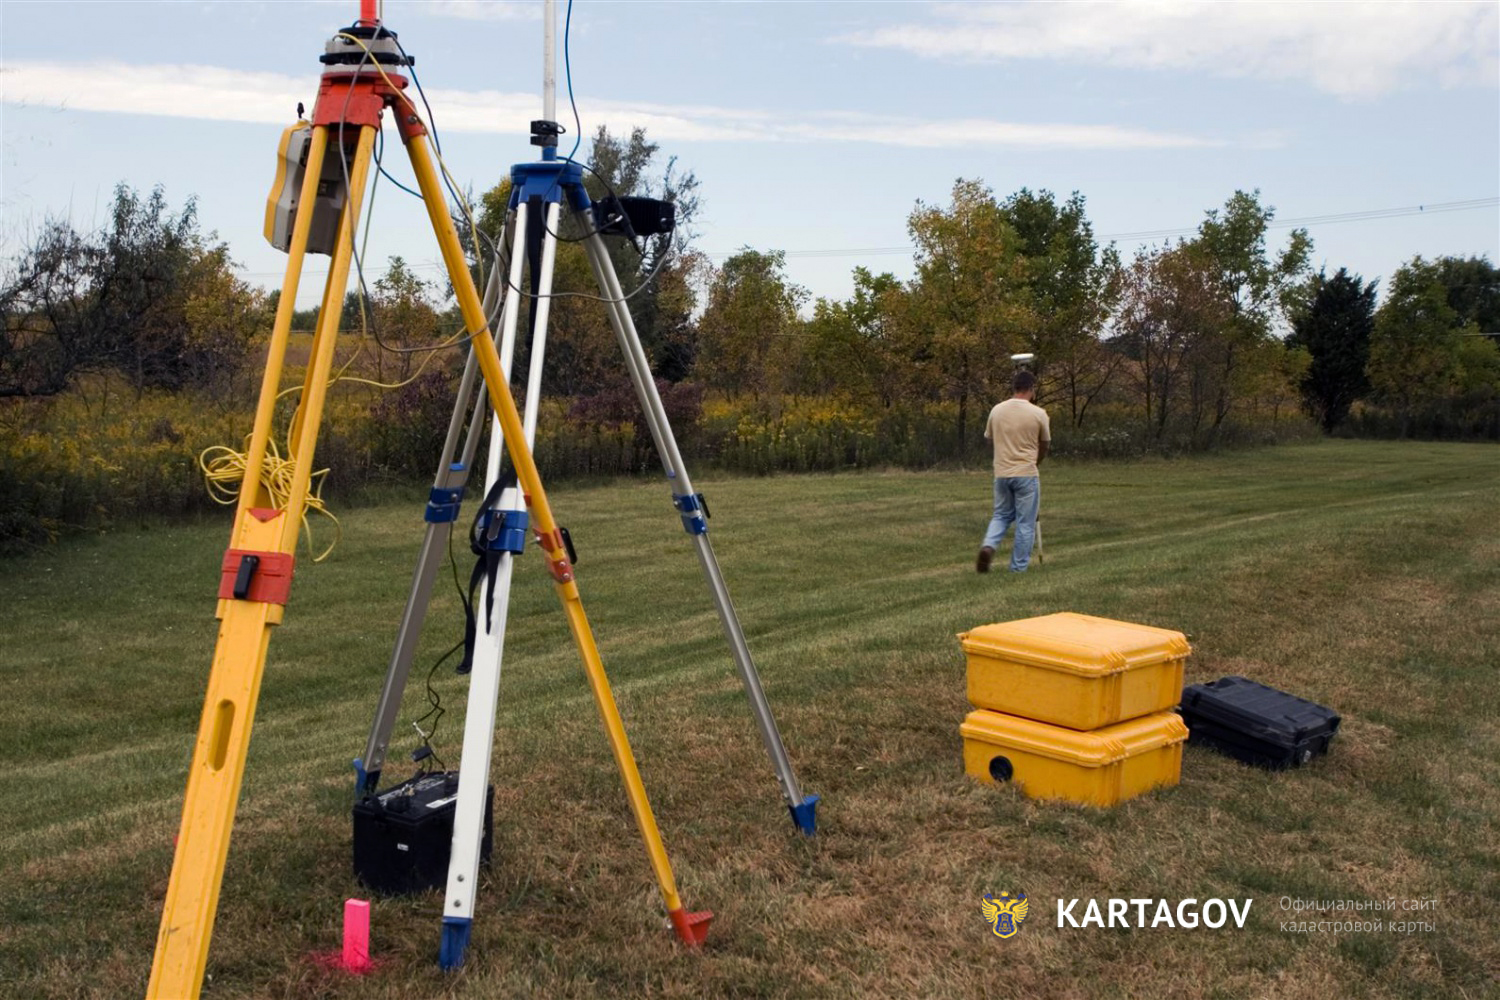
top-left (961, 709), bottom-right (1187, 807)
top-left (960, 612), bottom-right (1190, 730)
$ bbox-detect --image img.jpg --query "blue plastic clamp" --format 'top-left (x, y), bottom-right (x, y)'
top-left (424, 486), bottom-right (465, 524)
top-left (477, 509), bottom-right (529, 554)
top-left (790, 794), bottom-right (819, 836)
top-left (508, 159), bottom-right (591, 211)
top-left (439, 916), bottom-right (472, 970)
top-left (671, 492), bottom-right (709, 535)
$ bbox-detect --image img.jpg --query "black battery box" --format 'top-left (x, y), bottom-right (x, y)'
top-left (352, 770), bottom-right (493, 895)
top-left (1179, 676), bottom-right (1341, 769)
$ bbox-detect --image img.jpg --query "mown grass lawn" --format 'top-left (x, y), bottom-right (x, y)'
top-left (1, 439), bottom-right (1496, 999)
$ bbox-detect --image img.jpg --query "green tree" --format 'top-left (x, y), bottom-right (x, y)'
top-left (1185, 190), bottom-right (1312, 439)
top-left (905, 179), bottom-right (1035, 450)
top-left (1429, 255), bottom-right (1500, 332)
top-left (1287, 267), bottom-right (1377, 432)
top-left (695, 249), bottom-right (806, 399)
top-left (998, 188), bottom-right (1122, 428)
top-left (804, 267), bottom-right (912, 406)
top-left (1368, 255), bottom-right (1500, 437)
top-left (1368, 257), bottom-right (1467, 435)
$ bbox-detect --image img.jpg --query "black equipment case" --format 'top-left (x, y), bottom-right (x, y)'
top-left (352, 770), bottom-right (493, 894)
top-left (1178, 676), bottom-right (1340, 769)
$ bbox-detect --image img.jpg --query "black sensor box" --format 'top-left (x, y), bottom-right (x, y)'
top-left (1180, 676), bottom-right (1341, 769)
top-left (352, 770), bottom-right (493, 895)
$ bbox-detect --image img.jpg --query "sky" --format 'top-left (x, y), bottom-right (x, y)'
top-left (2, 0), bottom-right (1497, 313)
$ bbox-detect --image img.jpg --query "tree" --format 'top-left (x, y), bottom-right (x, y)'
top-left (695, 249), bottom-right (806, 399)
top-left (1429, 255), bottom-right (1500, 333)
top-left (905, 179), bottom-right (1035, 450)
top-left (1287, 267), bottom-right (1377, 432)
top-left (803, 267), bottom-right (912, 406)
top-left (1367, 255), bottom-right (1500, 437)
top-left (0, 184), bottom-right (257, 398)
top-left (455, 126), bottom-right (704, 393)
top-left (1367, 257), bottom-right (1467, 435)
top-left (369, 256), bottom-right (440, 381)
top-left (1113, 241), bottom-right (1231, 442)
top-left (998, 188), bottom-right (1122, 427)
top-left (1185, 190), bottom-right (1312, 438)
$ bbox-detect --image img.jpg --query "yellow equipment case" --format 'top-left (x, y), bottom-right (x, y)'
top-left (961, 709), bottom-right (1187, 807)
top-left (959, 613), bottom-right (1190, 730)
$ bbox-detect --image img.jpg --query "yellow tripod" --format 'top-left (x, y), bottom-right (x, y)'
top-left (147, 14), bottom-right (708, 999)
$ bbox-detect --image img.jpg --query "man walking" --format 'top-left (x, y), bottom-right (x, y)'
top-left (977, 370), bottom-right (1050, 573)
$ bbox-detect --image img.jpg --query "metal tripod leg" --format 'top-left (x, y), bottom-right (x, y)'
top-left (439, 198), bottom-right (559, 969)
top-left (354, 245), bottom-right (508, 794)
top-left (581, 233), bottom-right (818, 835)
top-left (406, 135), bottom-right (709, 952)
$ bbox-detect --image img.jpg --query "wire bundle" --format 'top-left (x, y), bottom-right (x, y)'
top-left (199, 438), bottom-right (341, 562)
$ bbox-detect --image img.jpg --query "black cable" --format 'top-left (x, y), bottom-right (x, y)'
top-left (410, 639), bottom-right (460, 773)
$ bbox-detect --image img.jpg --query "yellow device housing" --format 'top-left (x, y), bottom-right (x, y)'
top-left (265, 121), bottom-right (344, 256)
top-left (961, 709), bottom-right (1187, 807)
top-left (960, 613), bottom-right (1189, 731)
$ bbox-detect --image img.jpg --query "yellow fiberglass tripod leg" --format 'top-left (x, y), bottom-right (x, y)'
top-left (147, 123), bottom-right (376, 1000)
top-left (401, 131), bottom-right (711, 947)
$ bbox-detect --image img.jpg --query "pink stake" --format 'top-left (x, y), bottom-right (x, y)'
top-left (341, 898), bottom-right (372, 972)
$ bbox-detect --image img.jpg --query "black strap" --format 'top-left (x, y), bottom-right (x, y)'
top-left (457, 468), bottom-right (517, 675)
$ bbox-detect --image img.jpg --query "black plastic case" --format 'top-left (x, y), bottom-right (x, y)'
top-left (352, 770), bottom-right (493, 894)
top-left (1179, 676), bottom-right (1340, 769)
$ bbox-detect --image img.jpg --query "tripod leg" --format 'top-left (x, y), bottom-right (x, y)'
top-left (402, 134), bottom-right (709, 946)
top-left (581, 233), bottom-right (818, 835)
top-left (439, 198), bottom-right (555, 969)
top-left (356, 233), bottom-right (510, 794)
top-left (148, 124), bottom-right (376, 1000)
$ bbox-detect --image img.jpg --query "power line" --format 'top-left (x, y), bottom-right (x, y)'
top-left (700, 197), bottom-right (1500, 262)
top-left (236, 196), bottom-right (1498, 278)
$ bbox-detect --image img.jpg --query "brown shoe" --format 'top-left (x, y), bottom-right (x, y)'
top-left (976, 546), bottom-right (994, 573)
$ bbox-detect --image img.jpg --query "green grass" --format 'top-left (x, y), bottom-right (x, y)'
top-left (1, 439), bottom-right (1497, 999)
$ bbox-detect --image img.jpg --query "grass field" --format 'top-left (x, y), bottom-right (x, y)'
top-left (1, 439), bottom-right (1497, 1000)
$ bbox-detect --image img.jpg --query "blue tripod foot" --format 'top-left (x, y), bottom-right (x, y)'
top-left (353, 757), bottom-right (381, 796)
top-left (440, 916), bottom-right (472, 970)
top-left (789, 794), bottom-right (819, 836)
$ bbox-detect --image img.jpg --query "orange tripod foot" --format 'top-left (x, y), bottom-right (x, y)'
top-left (668, 908), bottom-right (713, 947)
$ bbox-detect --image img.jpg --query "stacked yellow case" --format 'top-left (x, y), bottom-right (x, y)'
top-left (958, 613), bottom-right (1190, 807)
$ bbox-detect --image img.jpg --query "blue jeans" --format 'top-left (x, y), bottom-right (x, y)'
top-left (983, 476), bottom-right (1040, 572)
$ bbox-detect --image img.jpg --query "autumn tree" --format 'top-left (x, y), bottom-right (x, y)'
top-left (905, 179), bottom-right (1035, 450)
top-left (0, 185), bottom-right (259, 399)
top-left (695, 249), bottom-right (806, 400)
top-left (1113, 242), bottom-right (1231, 442)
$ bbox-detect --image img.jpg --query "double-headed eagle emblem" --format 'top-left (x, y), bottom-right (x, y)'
top-left (981, 892), bottom-right (1030, 939)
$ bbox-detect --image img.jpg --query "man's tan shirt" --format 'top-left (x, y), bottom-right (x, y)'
top-left (984, 398), bottom-right (1051, 477)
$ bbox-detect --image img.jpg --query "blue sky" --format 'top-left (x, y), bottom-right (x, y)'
top-left (3, 1), bottom-right (1497, 312)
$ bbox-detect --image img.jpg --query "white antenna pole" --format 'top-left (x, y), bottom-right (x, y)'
top-left (543, 0), bottom-right (556, 123)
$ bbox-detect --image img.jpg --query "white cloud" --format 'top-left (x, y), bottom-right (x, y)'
top-left (0, 60), bottom-right (1222, 150)
top-left (839, 1), bottom-right (1500, 98)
